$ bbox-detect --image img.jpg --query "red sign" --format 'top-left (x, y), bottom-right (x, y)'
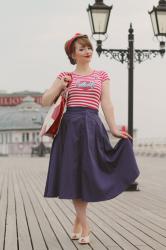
top-left (0, 96), bottom-right (42, 106)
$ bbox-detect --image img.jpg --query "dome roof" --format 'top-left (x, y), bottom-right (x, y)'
top-left (17, 96), bottom-right (41, 111)
top-left (0, 96), bottom-right (48, 131)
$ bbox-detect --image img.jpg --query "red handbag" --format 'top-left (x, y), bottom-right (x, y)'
top-left (40, 74), bottom-right (72, 138)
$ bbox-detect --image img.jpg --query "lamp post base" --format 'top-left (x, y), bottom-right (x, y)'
top-left (126, 181), bottom-right (139, 191)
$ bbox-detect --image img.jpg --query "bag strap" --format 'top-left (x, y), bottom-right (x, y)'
top-left (60, 72), bottom-right (72, 100)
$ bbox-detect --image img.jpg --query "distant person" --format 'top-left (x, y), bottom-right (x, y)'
top-left (42, 33), bottom-right (140, 244)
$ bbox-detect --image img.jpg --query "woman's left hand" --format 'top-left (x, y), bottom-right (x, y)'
top-left (111, 128), bottom-right (133, 140)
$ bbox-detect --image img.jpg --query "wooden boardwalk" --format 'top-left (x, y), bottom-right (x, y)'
top-left (0, 156), bottom-right (166, 250)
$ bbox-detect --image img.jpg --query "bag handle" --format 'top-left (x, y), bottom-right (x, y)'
top-left (60, 72), bottom-right (72, 99)
top-left (53, 72), bottom-right (72, 103)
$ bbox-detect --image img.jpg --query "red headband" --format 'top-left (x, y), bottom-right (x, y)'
top-left (67, 33), bottom-right (88, 52)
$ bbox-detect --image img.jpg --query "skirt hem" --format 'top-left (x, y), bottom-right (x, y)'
top-left (43, 174), bottom-right (139, 202)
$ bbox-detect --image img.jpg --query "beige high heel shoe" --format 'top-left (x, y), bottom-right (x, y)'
top-left (78, 234), bottom-right (90, 244)
top-left (70, 231), bottom-right (82, 240)
top-left (70, 224), bottom-right (82, 240)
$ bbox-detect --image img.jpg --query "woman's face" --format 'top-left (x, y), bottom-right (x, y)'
top-left (72, 41), bottom-right (93, 64)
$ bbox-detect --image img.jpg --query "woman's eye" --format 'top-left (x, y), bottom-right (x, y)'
top-left (79, 48), bottom-right (92, 51)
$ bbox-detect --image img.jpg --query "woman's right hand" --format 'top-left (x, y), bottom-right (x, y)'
top-left (59, 75), bottom-right (72, 90)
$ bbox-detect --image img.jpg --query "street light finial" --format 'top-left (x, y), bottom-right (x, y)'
top-left (96, 0), bottom-right (104, 3)
top-left (129, 23), bottom-right (134, 34)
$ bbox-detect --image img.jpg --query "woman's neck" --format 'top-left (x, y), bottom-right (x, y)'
top-left (74, 64), bottom-right (93, 74)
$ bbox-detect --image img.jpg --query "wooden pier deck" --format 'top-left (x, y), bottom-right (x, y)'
top-left (0, 156), bottom-right (166, 250)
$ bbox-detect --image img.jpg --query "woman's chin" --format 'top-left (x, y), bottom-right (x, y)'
top-left (84, 58), bottom-right (92, 62)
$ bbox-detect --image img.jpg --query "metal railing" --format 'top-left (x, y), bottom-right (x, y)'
top-left (0, 142), bottom-right (51, 156)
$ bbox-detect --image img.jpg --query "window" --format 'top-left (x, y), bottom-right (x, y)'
top-left (32, 132), bottom-right (36, 142)
top-left (0, 134), bottom-right (3, 144)
top-left (26, 133), bottom-right (29, 142)
top-left (22, 133), bottom-right (25, 143)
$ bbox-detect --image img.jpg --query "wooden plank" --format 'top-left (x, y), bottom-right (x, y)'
top-left (140, 187), bottom-right (166, 204)
top-left (5, 169), bottom-right (18, 250)
top-left (0, 174), bottom-right (3, 199)
top-left (20, 168), bottom-right (77, 250)
top-left (0, 171), bottom-right (8, 250)
top-left (111, 199), bottom-right (166, 236)
top-left (15, 168), bottom-right (47, 250)
top-left (19, 168), bottom-right (66, 250)
top-left (121, 193), bottom-right (166, 219)
top-left (12, 169), bottom-right (32, 250)
top-left (116, 195), bottom-right (166, 229)
top-left (87, 202), bottom-right (145, 249)
top-left (96, 201), bottom-right (166, 249)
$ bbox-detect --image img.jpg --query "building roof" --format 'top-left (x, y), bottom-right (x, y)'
top-left (0, 96), bottom-right (48, 131)
top-left (0, 90), bottom-right (43, 97)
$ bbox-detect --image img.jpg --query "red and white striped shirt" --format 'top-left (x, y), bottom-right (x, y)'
top-left (57, 70), bottom-right (110, 110)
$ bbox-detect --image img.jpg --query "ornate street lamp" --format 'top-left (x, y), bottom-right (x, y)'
top-left (87, 0), bottom-right (166, 191)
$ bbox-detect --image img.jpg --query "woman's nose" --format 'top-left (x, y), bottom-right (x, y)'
top-left (85, 49), bottom-right (91, 54)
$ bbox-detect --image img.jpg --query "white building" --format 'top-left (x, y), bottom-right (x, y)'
top-left (0, 96), bottom-right (52, 155)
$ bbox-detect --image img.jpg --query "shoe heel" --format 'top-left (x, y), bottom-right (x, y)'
top-left (78, 235), bottom-right (90, 244)
top-left (70, 232), bottom-right (81, 240)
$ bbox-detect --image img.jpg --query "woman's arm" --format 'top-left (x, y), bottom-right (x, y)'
top-left (41, 75), bottom-right (71, 107)
top-left (101, 80), bottom-right (132, 139)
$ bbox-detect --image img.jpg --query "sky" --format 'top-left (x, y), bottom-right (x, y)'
top-left (0, 0), bottom-right (166, 139)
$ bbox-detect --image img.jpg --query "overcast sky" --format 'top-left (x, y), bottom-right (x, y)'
top-left (0, 0), bottom-right (166, 139)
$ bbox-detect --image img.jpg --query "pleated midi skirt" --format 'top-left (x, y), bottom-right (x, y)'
top-left (44, 106), bottom-right (140, 202)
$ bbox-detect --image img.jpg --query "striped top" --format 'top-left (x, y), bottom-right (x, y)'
top-left (57, 70), bottom-right (110, 110)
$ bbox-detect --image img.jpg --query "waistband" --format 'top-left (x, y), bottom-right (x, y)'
top-left (66, 106), bottom-right (98, 114)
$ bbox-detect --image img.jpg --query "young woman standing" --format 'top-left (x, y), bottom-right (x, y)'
top-left (42, 33), bottom-right (140, 244)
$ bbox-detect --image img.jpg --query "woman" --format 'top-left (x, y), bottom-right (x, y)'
top-left (42, 33), bottom-right (140, 244)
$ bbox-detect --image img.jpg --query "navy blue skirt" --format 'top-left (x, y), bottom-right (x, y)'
top-left (44, 106), bottom-right (140, 202)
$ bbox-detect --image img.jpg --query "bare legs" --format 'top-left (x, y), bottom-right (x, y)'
top-left (72, 199), bottom-right (90, 236)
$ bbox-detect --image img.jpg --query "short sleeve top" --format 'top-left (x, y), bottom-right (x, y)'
top-left (57, 70), bottom-right (110, 110)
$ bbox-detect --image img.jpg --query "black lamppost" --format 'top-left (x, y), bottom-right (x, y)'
top-left (87, 0), bottom-right (166, 140)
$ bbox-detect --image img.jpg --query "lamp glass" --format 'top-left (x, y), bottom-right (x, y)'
top-left (88, 10), bottom-right (94, 33)
top-left (91, 9), bottom-right (110, 33)
top-left (150, 11), bottom-right (158, 35)
top-left (157, 11), bottom-right (166, 34)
